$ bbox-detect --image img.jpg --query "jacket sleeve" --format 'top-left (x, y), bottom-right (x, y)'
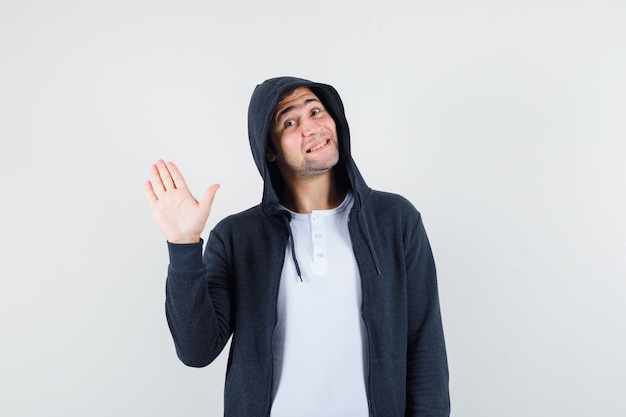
top-left (164, 230), bottom-right (234, 367)
top-left (405, 217), bottom-right (450, 416)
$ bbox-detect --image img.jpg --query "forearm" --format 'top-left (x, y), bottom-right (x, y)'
top-left (165, 241), bottom-right (232, 367)
top-left (406, 218), bottom-right (450, 416)
top-left (406, 310), bottom-right (450, 416)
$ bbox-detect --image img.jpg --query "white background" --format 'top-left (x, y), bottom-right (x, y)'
top-left (1, 0), bottom-right (625, 416)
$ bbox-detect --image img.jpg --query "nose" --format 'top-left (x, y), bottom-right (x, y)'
top-left (302, 120), bottom-right (322, 136)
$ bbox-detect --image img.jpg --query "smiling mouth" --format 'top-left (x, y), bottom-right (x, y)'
top-left (306, 139), bottom-right (330, 153)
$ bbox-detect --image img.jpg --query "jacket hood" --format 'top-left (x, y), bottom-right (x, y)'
top-left (247, 76), bottom-right (369, 214)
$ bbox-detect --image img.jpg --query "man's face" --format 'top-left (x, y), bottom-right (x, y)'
top-left (267, 87), bottom-right (339, 180)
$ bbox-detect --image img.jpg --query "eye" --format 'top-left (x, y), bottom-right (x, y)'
top-left (311, 108), bottom-right (321, 116)
top-left (284, 119), bottom-right (296, 128)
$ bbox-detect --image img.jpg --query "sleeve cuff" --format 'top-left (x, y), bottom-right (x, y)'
top-left (167, 239), bottom-right (205, 272)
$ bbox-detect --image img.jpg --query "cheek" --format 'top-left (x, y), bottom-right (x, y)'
top-left (325, 116), bottom-right (337, 133)
top-left (279, 132), bottom-right (300, 149)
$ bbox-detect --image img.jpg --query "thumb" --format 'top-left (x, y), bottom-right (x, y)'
top-left (199, 183), bottom-right (220, 214)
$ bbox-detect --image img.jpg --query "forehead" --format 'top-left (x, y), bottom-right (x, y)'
top-left (273, 87), bottom-right (321, 120)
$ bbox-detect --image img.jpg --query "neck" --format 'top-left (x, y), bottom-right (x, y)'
top-left (279, 169), bottom-right (347, 213)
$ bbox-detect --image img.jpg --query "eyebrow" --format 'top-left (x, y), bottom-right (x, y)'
top-left (274, 98), bottom-right (321, 124)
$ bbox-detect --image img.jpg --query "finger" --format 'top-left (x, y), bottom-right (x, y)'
top-left (144, 180), bottom-right (158, 203)
top-left (166, 161), bottom-right (189, 190)
top-left (155, 159), bottom-right (176, 191)
top-left (200, 184), bottom-right (220, 213)
top-left (149, 162), bottom-right (166, 193)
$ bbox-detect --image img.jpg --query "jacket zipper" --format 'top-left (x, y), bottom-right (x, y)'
top-left (263, 231), bottom-right (290, 417)
top-left (350, 211), bottom-right (376, 417)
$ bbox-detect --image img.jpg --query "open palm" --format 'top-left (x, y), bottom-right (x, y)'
top-left (144, 160), bottom-right (219, 244)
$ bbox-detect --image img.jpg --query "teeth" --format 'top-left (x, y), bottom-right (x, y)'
top-left (308, 140), bottom-right (328, 153)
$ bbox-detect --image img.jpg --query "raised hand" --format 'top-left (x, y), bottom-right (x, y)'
top-left (144, 160), bottom-right (220, 244)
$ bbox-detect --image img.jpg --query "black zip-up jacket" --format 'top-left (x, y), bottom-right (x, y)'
top-left (165, 77), bottom-right (450, 416)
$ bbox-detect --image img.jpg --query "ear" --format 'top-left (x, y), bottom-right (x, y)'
top-left (266, 147), bottom-right (276, 162)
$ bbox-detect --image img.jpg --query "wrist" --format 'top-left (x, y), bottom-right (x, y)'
top-left (167, 235), bottom-right (202, 244)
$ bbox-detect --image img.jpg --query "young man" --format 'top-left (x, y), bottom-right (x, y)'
top-left (145, 76), bottom-right (450, 416)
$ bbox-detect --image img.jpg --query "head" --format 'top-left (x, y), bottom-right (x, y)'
top-left (266, 87), bottom-right (339, 182)
top-left (247, 76), bottom-right (354, 210)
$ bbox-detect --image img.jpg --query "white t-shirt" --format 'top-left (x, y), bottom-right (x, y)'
top-left (270, 193), bottom-right (370, 417)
